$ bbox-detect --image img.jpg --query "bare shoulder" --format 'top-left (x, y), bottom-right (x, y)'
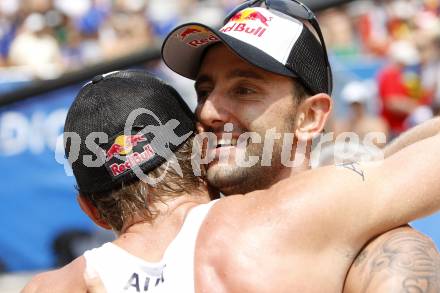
top-left (21, 256), bottom-right (87, 293)
top-left (196, 194), bottom-right (287, 292)
top-left (197, 194), bottom-right (266, 259)
top-left (344, 225), bottom-right (440, 293)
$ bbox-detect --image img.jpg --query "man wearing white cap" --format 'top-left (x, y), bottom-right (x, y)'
top-left (162, 1), bottom-right (440, 292)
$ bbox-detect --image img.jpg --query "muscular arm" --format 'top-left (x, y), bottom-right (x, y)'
top-left (298, 133), bottom-right (440, 242)
top-left (343, 118), bottom-right (440, 293)
top-left (344, 226), bottom-right (440, 293)
top-left (260, 117), bottom-right (440, 263)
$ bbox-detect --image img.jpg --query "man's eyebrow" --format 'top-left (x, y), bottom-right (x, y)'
top-left (226, 69), bottom-right (266, 82)
top-left (194, 75), bottom-right (211, 90)
top-left (195, 70), bottom-right (267, 90)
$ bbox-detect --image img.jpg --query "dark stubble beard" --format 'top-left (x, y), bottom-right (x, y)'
top-left (207, 113), bottom-right (297, 195)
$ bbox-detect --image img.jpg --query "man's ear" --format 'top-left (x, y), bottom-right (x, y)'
top-left (295, 93), bottom-right (332, 141)
top-left (77, 195), bottom-right (112, 230)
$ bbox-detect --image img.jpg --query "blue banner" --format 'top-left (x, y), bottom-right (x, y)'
top-left (0, 84), bottom-right (97, 272)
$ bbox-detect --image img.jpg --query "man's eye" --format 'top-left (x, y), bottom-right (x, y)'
top-left (196, 89), bottom-right (210, 103)
top-left (234, 87), bottom-right (255, 96)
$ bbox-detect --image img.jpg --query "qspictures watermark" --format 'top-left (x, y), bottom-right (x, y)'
top-left (55, 108), bottom-right (386, 184)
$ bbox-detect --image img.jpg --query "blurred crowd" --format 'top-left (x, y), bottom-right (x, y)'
top-left (319, 0), bottom-right (440, 140)
top-left (0, 0), bottom-right (439, 137)
top-left (0, 0), bottom-right (242, 78)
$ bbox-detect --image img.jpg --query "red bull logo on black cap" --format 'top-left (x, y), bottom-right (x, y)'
top-left (105, 134), bottom-right (156, 178)
top-left (106, 134), bottom-right (147, 160)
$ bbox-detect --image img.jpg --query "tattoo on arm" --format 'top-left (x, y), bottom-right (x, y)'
top-left (354, 232), bottom-right (440, 293)
top-left (337, 161), bottom-right (365, 181)
top-left (353, 249), bottom-right (368, 267)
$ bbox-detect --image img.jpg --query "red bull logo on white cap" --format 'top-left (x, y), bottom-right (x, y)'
top-left (220, 8), bottom-right (273, 38)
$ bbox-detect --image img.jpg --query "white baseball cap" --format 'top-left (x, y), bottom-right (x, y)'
top-left (162, 5), bottom-right (332, 95)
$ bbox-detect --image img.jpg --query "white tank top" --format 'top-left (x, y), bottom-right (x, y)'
top-left (83, 200), bottom-right (217, 293)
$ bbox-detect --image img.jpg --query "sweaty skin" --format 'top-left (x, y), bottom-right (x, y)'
top-left (195, 45), bottom-right (307, 195)
top-left (194, 45), bottom-right (440, 292)
top-left (344, 226), bottom-right (440, 293)
top-left (344, 116), bottom-right (440, 293)
top-left (24, 47), bottom-right (440, 292)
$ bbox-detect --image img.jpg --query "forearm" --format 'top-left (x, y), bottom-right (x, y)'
top-left (384, 117), bottom-right (440, 158)
top-left (378, 133), bottom-right (440, 229)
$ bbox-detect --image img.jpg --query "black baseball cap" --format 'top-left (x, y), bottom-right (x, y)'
top-left (64, 70), bottom-right (195, 194)
top-left (162, 5), bottom-right (331, 95)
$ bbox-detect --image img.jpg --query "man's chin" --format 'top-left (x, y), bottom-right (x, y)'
top-left (206, 163), bottom-right (247, 195)
top-left (206, 162), bottom-right (272, 195)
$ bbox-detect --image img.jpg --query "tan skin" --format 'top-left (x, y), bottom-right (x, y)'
top-left (24, 46), bottom-right (440, 293)
top-left (22, 193), bottom-right (211, 293)
top-left (25, 132), bottom-right (440, 293)
top-left (195, 45), bottom-right (323, 194)
top-left (194, 45), bottom-right (440, 292)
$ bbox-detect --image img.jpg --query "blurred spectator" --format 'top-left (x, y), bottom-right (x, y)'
top-left (377, 40), bottom-right (432, 137)
top-left (416, 27), bottom-right (440, 114)
top-left (22, 0), bottom-right (52, 13)
top-left (319, 8), bottom-right (359, 59)
top-left (8, 12), bottom-right (63, 78)
top-left (99, 11), bottom-right (154, 59)
top-left (350, 0), bottom-right (390, 56)
top-left (334, 80), bottom-right (389, 146)
top-left (0, 0), bottom-right (20, 66)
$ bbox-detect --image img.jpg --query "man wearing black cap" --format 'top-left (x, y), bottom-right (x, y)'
top-left (22, 70), bottom-right (214, 292)
top-left (23, 65), bottom-right (440, 293)
top-left (161, 1), bottom-right (440, 291)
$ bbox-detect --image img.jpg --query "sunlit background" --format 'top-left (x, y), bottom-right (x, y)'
top-left (0, 0), bottom-right (439, 291)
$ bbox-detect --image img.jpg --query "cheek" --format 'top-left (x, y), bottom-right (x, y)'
top-left (249, 102), bottom-right (297, 134)
top-left (226, 104), bottom-right (263, 131)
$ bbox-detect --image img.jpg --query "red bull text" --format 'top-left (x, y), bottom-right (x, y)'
top-left (109, 144), bottom-right (155, 177)
top-left (187, 34), bottom-right (219, 48)
top-left (221, 9), bottom-right (271, 38)
top-left (220, 23), bottom-right (266, 37)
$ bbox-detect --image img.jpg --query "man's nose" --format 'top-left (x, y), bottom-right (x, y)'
top-left (196, 92), bottom-right (231, 130)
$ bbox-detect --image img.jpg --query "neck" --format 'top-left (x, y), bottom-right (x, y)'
top-left (113, 192), bottom-right (211, 262)
top-left (262, 151), bottom-right (311, 191)
top-left (121, 191), bottom-right (211, 234)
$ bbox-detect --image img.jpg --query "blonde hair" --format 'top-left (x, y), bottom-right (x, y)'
top-left (81, 135), bottom-right (202, 232)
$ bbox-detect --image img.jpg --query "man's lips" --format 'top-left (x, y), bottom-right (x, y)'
top-left (215, 138), bottom-right (238, 148)
top-left (207, 138), bottom-right (237, 159)
top-left (206, 136), bottom-right (253, 161)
